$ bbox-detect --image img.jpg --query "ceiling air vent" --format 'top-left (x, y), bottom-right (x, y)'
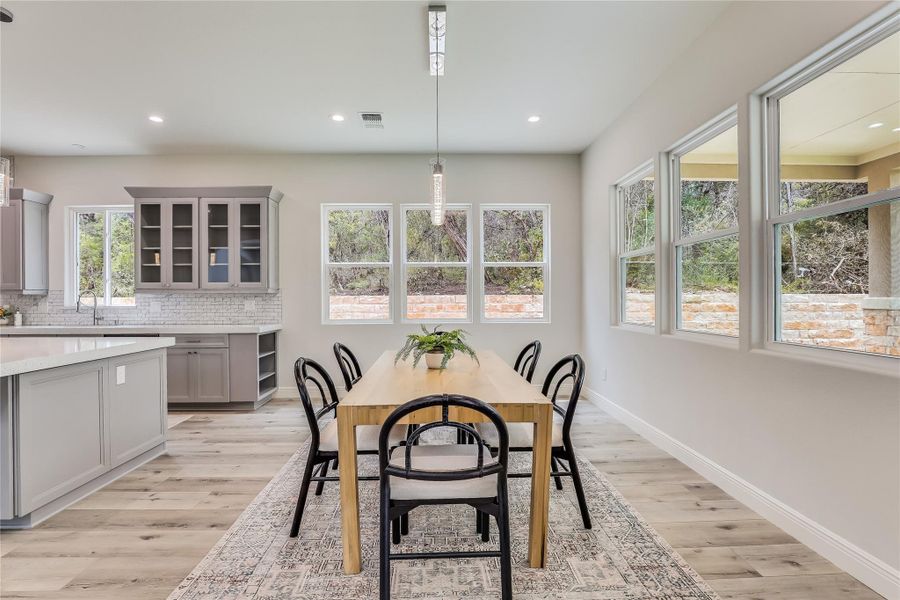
top-left (359, 112), bottom-right (384, 129)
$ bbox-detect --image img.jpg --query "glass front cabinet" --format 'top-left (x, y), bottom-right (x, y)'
top-left (130, 187), bottom-right (281, 292)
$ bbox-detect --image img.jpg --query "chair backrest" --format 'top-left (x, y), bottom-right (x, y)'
top-left (333, 342), bottom-right (363, 391)
top-left (293, 357), bottom-right (341, 448)
top-left (541, 354), bottom-right (586, 440)
top-left (513, 340), bottom-right (542, 383)
top-left (379, 394), bottom-right (509, 484)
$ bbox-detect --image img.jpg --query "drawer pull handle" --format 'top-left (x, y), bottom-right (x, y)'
top-left (184, 339), bottom-right (202, 343)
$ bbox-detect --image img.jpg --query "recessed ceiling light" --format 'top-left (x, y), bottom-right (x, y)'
top-left (72, 143), bottom-right (86, 150)
top-left (148, 115), bottom-right (164, 123)
top-left (330, 114), bottom-right (345, 122)
top-left (527, 115), bottom-right (541, 123)
top-left (893, 127), bottom-right (900, 133)
top-left (868, 122), bottom-right (883, 129)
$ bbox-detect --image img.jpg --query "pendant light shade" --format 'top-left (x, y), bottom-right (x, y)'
top-left (428, 5), bottom-right (447, 228)
top-left (430, 161), bottom-right (445, 226)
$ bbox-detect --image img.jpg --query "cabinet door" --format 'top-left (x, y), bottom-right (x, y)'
top-left (166, 349), bottom-right (194, 404)
top-left (200, 198), bottom-right (234, 289)
top-left (168, 199), bottom-right (199, 289)
top-left (233, 199), bottom-right (267, 289)
top-left (0, 199), bottom-right (22, 291)
top-left (194, 349), bottom-right (230, 403)
top-left (135, 200), bottom-right (165, 289)
top-left (21, 200), bottom-right (49, 293)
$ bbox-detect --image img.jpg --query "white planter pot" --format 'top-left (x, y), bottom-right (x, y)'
top-left (424, 352), bottom-right (446, 369)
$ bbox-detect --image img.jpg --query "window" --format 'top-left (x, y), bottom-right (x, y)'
top-left (671, 116), bottom-right (739, 337)
top-left (767, 27), bottom-right (899, 358)
top-left (322, 205), bottom-right (392, 323)
top-left (401, 205), bottom-right (471, 322)
top-left (481, 205), bottom-right (549, 321)
top-left (617, 165), bottom-right (656, 326)
top-left (71, 207), bottom-right (135, 306)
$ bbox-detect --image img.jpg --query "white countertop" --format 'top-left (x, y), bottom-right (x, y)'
top-left (0, 324), bottom-right (282, 336)
top-left (0, 337), bottom-right (176, 377)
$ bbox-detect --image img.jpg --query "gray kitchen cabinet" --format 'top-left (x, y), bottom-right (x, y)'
top-left (134, 198), bottom-right (199, 290)
top-left (195, 349), bottom-right (230, 403)
top-left (127, 186), bottom-right (281, 292)
top-left (166, 349), bottom-right (193, 403)
top-left (166, 343), bottom-right (230, 405)
top-left (0, 189), bottom-right (52, 294)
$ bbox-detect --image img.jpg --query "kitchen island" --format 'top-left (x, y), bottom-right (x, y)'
top-left (0, 336), bottom-right (174, 528)
top-left (2, 325), bottom-right (281, 410)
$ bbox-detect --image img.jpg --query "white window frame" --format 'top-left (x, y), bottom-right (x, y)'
top-left (321, 203), bottom-right (394, 325)
top-left (400, 203), bottom-right (473, 324)
top-left (668, 109), bottom-right (740, 340)
top-left (615, 161), bottom-right (657, 329)
top-left (67, 205), bottom-right (135, 307)
top-left (761, 13), bottom-right (899, 367)
top-left (479, 204), bottom-right (551, 323)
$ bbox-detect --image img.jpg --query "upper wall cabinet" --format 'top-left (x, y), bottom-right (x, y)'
top-left (126, 186), bottom-right (282, 292)
top-left (0, 189), bottom-right (53, 295)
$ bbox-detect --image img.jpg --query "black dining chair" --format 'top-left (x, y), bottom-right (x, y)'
top-left (378, 394), bottom-right (512, 600)
top-left (477, 353), bottom-right (592, 529)
top-left (514, 340), bottom-right (542, 383)
top-left (288, 357), bottom-right (406, 538)
top-left (333, 342), bottom-right (363, 392)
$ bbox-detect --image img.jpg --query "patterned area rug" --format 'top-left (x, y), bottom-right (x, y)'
top-left (168, 432), bottom-right (718, 600)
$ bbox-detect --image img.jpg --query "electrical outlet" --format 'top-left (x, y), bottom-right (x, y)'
top-left (244, 300), bottom-right (256, 313)
top-left (601, 368), bottom-right (608, 381)
top-left (116, 365), bottom-right (126, 385)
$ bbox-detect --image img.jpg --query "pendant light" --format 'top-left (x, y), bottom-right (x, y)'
top-left (428, 5), bottom-right (446, 226)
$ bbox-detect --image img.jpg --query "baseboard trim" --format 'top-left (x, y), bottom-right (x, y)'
top-left (584, 387), bottom-right (899, 600)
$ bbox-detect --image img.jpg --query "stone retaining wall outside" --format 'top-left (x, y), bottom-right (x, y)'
top-left (330, 292), bottom-right (897, 356)
top-left (329, 294), bottom-right (544, 321)
top-left (623, 291), bottom-right (899, 356)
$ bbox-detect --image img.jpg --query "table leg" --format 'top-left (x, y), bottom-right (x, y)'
top-left (528, 404), bottom-right (552, 567)
top-left (337, 405), bottom-right (361, 574)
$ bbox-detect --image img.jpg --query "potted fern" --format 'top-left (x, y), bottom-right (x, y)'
top-left (395, 325), bottom-right (479, 370)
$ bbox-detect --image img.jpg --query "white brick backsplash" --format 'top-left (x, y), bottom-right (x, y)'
top-left (0, 291), bottom-right (281, 326)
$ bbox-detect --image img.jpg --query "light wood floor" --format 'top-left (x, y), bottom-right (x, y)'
top-left (0, 399), bottom-right (884, 599)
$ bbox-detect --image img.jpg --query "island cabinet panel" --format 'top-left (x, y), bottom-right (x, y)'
top-left (17, 362), bottom-right (107, 515)
top-left (107, 352), bottom-right (167, 467)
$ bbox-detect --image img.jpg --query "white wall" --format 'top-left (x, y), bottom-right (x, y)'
top-left (581, 1), bottom-right (899, 596)
top-left (13, 153), bottom-right (582, 386)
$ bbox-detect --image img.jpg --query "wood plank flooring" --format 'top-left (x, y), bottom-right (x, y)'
top-left (0, 399), bottom-right (884, 599)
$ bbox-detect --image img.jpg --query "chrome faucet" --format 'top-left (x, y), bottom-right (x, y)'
top-left (76, 290), bottom-right (103, 325)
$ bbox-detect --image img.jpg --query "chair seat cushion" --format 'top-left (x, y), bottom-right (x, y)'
top-left (388, 445), bottom-right (498, 501)
top-left (319, 420), bottom-right (406, 452)
top-left (475, 420), bottom-right (564, 449)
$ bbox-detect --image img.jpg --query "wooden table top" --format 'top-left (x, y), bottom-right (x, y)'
top-left (341, 350), bottom-right (550, 409)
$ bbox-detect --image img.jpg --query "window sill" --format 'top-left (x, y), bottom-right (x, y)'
top-left (666, 329), bottom-right (739, 349)
top-left (612, 323), bottom-right (656, 335)
top-left (754, 341), bottom-right (900, 378)
top-left (323, 319), bottom-right (395, 326)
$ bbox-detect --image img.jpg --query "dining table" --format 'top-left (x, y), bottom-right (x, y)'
top-left (336, 349), bottom-right (554, 575)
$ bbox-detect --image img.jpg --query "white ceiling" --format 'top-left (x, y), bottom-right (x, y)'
top-left (0, 1), bottom-right (729, 156)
